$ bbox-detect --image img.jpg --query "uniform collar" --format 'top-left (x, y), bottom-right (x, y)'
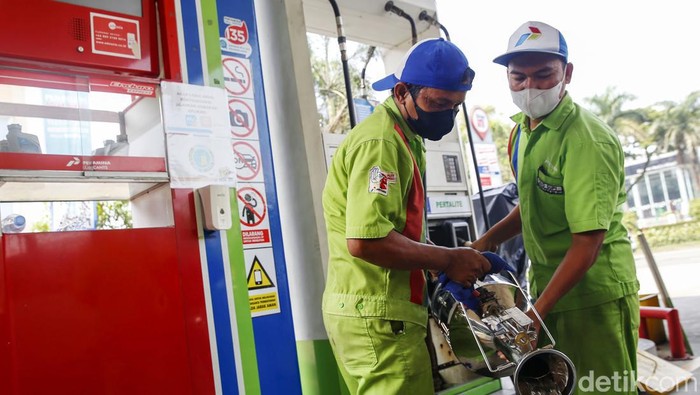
top-left (510, 92), bottom-right (574, 132)
top-left (383, 97), bottom-right (421, 142)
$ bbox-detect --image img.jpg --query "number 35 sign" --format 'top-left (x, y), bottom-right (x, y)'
top-left (222, 17), bottom-right (252, 58)
top-left (226, 21), bottom-right (248, 45)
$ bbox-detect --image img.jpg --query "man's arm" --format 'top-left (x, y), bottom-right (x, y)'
top-left (532, 229), bottom-right (605, 317)
top-left (470, 205), bottom-right (523, 252)
top-left (347, 230), bottom-right (491, 288)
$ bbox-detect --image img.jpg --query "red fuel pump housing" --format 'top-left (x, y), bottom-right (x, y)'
top-left (0, 0), bottom-right (159, 77)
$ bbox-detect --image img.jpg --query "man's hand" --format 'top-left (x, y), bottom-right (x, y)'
top-left (443, 247), bottom-right (491, 288)
top-left (470, 236), bottom-right (499, 253)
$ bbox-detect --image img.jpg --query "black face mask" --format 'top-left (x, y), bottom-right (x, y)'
top-left (404, 91), bottom-right (458, 141)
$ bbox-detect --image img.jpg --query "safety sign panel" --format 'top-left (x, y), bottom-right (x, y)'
top-left (222, 56), bottom-right (254, 99)
top-left (471, 107), bottom-right (492, 143)
top-left (247, 255), bottom-right (275, 290)
top-left (220, 16), bottom-right (253, 58)
top-left (244, 247), bottom-right (280, 317)
top-left (228, 98), bottom-right (258, 139)
top-left (237, 184), bottom-right (271, 247)
top-left (474, 144), bottom-right (503, 189)
top-left (232, 140), bottom-right (263, 182)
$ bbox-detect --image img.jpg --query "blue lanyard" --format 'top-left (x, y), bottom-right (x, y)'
top-left (511, 125), bottom-right (521, 181)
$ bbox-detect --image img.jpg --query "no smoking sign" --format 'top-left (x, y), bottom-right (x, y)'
top-left (222, 56), bottom-right (254, 99)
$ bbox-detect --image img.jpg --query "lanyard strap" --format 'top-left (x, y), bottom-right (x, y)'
top-left (507, 125), bottom-right (522, 181)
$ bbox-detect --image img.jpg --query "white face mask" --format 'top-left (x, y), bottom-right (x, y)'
top-left (510, 79), bottom-right (565, 119)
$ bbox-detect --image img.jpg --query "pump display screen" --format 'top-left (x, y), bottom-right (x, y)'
top-left (54, 0), bottom-right (142, 17)
top-left (443, 155), bottom-right (462, 183)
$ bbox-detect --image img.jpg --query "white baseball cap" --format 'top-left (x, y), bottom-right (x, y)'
top-left (493, 21), bottom-right (568, 66)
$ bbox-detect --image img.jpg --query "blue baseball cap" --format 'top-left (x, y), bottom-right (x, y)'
top-left (372, 38), bottom-right (475, 92)
top-left (493, 21), bottom-right (568, 66)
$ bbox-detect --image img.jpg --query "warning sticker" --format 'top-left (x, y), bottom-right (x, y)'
top-left (244, 247), bottom-right (280, 317)
top-left (229, 98), bottom-right (257, 140)
top-left (247, 255), bottom-right (275, 290)
top-left (249, 292), bottom-right (279, 314)
top-left (232, 140), bottom-right (263, 182)
top-left (222, 56), bottom-right (254, 99)
top-left (237, 184), bottom-right (271, 247)
top-left (220, 16), bottom-right (253, 58)
top-left (91, 12), bottom-right (141, 59)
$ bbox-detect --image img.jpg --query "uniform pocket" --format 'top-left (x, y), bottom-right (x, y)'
top-left (324, 314), bottom-right (378, 370)
top-left (533, 167), bottom-right (567, 235)
top-left (536, 166), bottom-right (564, 195)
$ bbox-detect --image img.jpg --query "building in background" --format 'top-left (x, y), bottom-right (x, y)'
top-left (625, 150), bottom-right (698, 227)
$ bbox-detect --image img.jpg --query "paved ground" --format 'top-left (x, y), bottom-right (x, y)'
top-left (491, 244), bottom-right (700, 394)
top-left (638, 245), bottom-right (700, 394)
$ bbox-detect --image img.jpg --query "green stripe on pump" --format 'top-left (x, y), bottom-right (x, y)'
top-left (226, 188), bottom-right (261, 395)
top-left (200, 0), bottom-right (225, 89)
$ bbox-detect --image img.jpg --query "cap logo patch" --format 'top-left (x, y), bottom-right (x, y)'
top-left (368, 166), bottom-right (396, 196)
top-left (515, 26), bottom-right (542, 47)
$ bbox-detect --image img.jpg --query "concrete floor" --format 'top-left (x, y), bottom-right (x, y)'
top-left (662, 295), bottom-right (700, 394)
top-left (639, 245), bottom-right (700, 395)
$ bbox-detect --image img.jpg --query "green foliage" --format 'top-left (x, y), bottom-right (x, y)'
top-left (308, 33), bottom-right (373, 134)
top-left (96, 201), bottom-right (132, 229)
top-left (488, 112), bottom-right (515, 184)
top-left (690, 198), bottom-right (700, 219)
top-left (641, 220), bottom-right (700, 248)
top-left (30, 219), bottom-right (50, 232)
top-left (622, 210), bottom-right (639, 233)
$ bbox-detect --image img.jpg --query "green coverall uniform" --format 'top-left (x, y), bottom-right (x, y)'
top-left (509, 93), bottom-right (640, 394)
top-left (322, 97), bottom-right (434, 395)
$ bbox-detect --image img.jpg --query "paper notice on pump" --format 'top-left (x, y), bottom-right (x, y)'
top-left (161, 81), bottom-right (237, 188)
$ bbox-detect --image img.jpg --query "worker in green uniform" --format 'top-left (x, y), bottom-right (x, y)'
top-left (322, 38), bottom-right (491, 394)
top-left (472, 21), bottom-right (640, 394)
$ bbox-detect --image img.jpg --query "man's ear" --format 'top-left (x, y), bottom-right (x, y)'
top-left (564, 62), bottom-right (574, 84)
top-left (393, 82), bottom-right (410, 104)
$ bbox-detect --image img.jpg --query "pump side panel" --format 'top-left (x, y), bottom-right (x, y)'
top-left (1, 229), bottom-right (194, 395)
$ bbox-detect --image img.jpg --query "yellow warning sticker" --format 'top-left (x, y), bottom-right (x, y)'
top-left (249, 292), bottom-right (279, 313)
top-left (246, 255), bottom-right (275, 290)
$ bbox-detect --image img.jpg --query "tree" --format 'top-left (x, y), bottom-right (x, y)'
top-left (97, 201), bottom-right (133, 229)
top-left (650, 91), bottom-right (700, 195)
top-left (585, 87), bottom-right (656, 192)
top-left (308, 33), bottom-right (374, 134)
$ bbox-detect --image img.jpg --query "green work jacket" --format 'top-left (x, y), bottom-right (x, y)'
top-left (322, 97), bottom-right (428, 326)
top-left (509, 93), bottom-right (639, 313)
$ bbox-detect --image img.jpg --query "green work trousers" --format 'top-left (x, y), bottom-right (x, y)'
top-left (323, 313), bottom-right (434, 395)
top-left (543, 294), bottom-right (640, 394)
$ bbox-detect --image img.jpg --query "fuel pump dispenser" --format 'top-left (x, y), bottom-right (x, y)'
top-left (2, 0), bottom-right (503, 394)
top-left (302, 1), bottom-right (498, 394)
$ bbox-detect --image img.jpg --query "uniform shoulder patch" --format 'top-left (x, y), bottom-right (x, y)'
top-left (368, 166), bottom-right (396, 196)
